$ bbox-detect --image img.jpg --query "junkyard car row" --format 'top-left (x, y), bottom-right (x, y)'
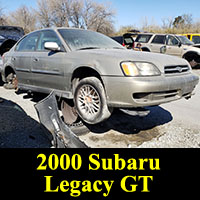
top-left (1, 28), bottom-right (199, 128)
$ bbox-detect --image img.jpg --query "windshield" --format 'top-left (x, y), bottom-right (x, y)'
top-left (192, 36), bottom-right (200, 44)
top-left (58, 29), bottom-right (124, 51)
top-left (177, 36), bottom-right (194, 45)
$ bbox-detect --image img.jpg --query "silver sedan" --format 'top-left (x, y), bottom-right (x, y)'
top-left (1, 28), bottom-right (199, 125)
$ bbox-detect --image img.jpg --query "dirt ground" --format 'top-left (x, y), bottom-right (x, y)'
top-left (0, 69), bottom-right (200, 148)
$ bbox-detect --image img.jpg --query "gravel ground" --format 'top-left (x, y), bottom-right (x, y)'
top-left (0, 69), bottom-right (200, 148)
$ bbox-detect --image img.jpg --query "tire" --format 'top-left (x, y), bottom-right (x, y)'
top-left (4, 72), bottom-right (17, 89)
top-left (74, 77), bottom-right (112, 125)
top-left (183, 53), bottom-right (199, 68)
top-left (3, 83), bottom-right (15, 90)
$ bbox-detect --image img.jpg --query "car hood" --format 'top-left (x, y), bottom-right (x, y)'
top-left (75, 49), bottom-right (189, 75)
top-left (182, 45), bottom-right (200, 54)
top-left (193, 44), bottom-right (200, 48)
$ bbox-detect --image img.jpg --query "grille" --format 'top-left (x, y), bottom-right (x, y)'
top-left (164, 65), bottom-right (190, 74)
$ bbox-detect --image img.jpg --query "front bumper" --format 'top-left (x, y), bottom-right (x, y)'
top-left (102, 73), bottom-right (199, 108)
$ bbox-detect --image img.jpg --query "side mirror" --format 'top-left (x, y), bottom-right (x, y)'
top-left (178, 42), bottom-right (182, 47)
top-left (44, 42), bottom-right (61, 51)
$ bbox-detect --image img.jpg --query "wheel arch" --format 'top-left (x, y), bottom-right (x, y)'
top-left (182, 51), bottom-right (200, 68)
top-left (183, 51), bottom-right (199, 60)
top-left (71, 66), bottom-right (105, 92)
top-left (3, 65), bottom-right (16, 82)
top-left (141, 47), bottom-right (151, 52)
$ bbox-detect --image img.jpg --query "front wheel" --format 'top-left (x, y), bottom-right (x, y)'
top-left (4, 72), bottom-right (18, 90)
top-left (74, 77), bottom-right (112, 125)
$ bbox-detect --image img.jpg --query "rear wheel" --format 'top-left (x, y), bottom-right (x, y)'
top-left (74, 77), bottom-right (112, 125)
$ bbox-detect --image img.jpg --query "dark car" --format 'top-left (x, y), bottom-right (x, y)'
top-left (111, 33), bottom-right (135, 49)
top-left (0, 26), bottom-right (25, 56)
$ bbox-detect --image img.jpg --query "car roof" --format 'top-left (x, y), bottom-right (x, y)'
top-left (26, 27), bottom-right (95, 36)
top-left (137, 33), bottom-right (183, 37)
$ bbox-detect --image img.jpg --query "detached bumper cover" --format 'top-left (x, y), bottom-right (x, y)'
top-left (35, 91), bottom-right (88, 148)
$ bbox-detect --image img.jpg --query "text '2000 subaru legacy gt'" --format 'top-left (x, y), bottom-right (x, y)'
top-left (2, 28), bottom-right (199, 125)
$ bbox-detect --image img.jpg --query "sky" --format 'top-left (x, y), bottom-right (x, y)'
top-left (1, 0), bottom-right (200, 30)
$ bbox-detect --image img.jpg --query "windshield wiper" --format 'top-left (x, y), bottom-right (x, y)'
top-left (112, 47), bottom-right (125, 49)
top-left (77, 47), bottom-right (100, 51)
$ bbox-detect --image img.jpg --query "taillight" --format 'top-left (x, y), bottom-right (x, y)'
top-left (132, 42), bottom-right (135, 49)
top-left (122, 43), bottom-right (125, 47)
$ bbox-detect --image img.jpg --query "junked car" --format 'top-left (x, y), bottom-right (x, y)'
top-left (111, 33), bottom-right (135, 49)
top-left (182, 34), bottom-right (200, 44)
top-left (135, 33), bottom-right (200, 68)
top-left (0, 26), bottom-right (25, 56)
top-left (0, 26), bottom-right (24, 75)
top-left (1, 28), bottom-right (199, 126)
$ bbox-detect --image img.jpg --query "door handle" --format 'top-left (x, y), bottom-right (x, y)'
top-left (12, 57), bottom-right (16, 61)
top-left (33, 58), bottom-right (39, 62)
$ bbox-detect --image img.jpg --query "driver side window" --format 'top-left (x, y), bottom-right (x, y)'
top-left (37, 30), bottom-right (62, 51)
top-left (167, 36), bottom-right (179, 46)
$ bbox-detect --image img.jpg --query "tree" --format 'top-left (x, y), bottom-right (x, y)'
top-left (70, 0), bottom-right (115, 35)
top-left (49, 0), bottom-right (70, 27)
top-left (36, 0), bottom-right (70, 28)
top-left (0, 4), bottom-right (7, 25)
top-left (162, 17), bottom-right (174, 30)
top-left (173, 16), bottom-right (185, 29)
top-left (173, 14), bottom-right (193, 30)
top-left (35, 0), bottom-right (115, 35)
top-left (8, 5), bottom-right (36, 33)
top-left (35, 0), bottom-right (52, 28)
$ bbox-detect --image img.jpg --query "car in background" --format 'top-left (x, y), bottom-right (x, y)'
top-left (182, 34), bottom-right (200, 44)
top-left (0, 55), bottom-right (2, 73)
top-left (0, 26), bottom-right (25, 56)
top-left (111, 33), bottom-right (135, 49)
top-left (2, 28), bottom-right (199, 126)
top-left (135, 33), bottom-right (200, 68)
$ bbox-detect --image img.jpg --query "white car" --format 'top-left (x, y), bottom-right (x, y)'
top-left (135, 33), bottom-right (200, 68)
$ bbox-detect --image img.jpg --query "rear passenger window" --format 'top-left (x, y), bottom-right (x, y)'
top-left (135, 35), bottom-right (153, 43)
top-left (151, 35), bottom-right (166, 44)
top-left (16, 32), bottom-right (39, 52)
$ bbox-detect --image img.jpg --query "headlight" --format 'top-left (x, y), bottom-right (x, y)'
top-left (121, 62), bottom-right (161, 76)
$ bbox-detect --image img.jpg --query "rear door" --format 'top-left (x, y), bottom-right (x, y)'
top-left (12, 32), bottom-right (40, 85)
top-left (149, 35), bottom-right (166, 53)
top-left (31, 30), bottom-right (66, 91)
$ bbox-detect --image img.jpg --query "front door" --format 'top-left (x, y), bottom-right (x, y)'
top-left (31, 30), bottom-right (66, 91)
top-left (166, 35), bottom-right (182, 57)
